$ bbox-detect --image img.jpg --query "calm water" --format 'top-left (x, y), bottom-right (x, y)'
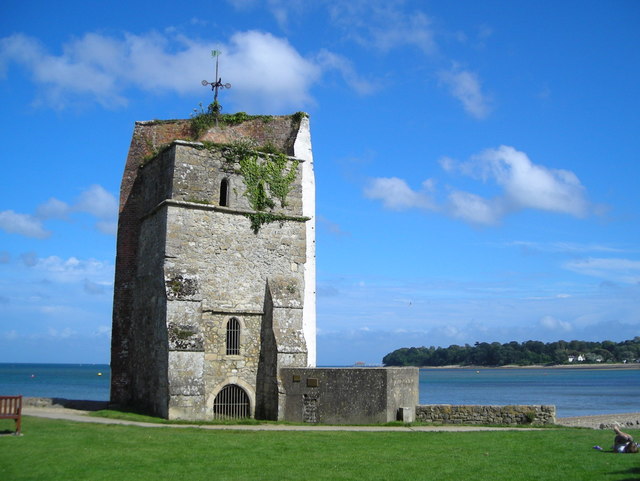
top-left (420, 368), bottom-right (640, 417)
top-left (1, 364), bottom-right (638, 418)
top-left (0, 363), bottom-right (110, 401)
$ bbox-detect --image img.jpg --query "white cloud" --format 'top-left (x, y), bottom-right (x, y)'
top-left (226, 0), bottom-right (258, 10)
top-left (506, 241), bottom-right (629, 254)
top-left (441, 146), bottom-right (590, 224)
top-left (475, 24), bottom-right (493, 47)
top-left (447, 190), bottom-right (502, 225)
top-left (564, 257), bottom-right (640, 284)
top-left (95, 220), bottom-right (117, 235)
top-left (539, 315), bottom-right (572, 332)
top-left (75, 185), bottom-right (117, 219)
top-left (84, 278), bottom-right (107, 295)
top-left (231, 2), bottom-right (492, 120)
top-left (0, 33), bottom-right (126, 108)
top-left (366, 146), bottom-right (590, 226)
top-left (30, 255), bottom-right (114, 285)
top-left (0, 30), bottom-right (336, 112)
top-left (370, 10), bottom-right (436, 54)
top-left (77, 185), bottom-right (118, 234)
top-left (438, 64), bottom-right (491, 119)
top-left (227, 0), bottom-right (437, 55)
top-left (93, 325), bottom-right (111, 337)
top-left (36, 198), bottom-right (71, 220)
top-left (438, 156), bottom-right (456, 173)
top-left (223, 30), bottom-right (321, 111)
top-left (364, 177), bottom-right (435, 211)
top-left (47, 327), bottom-right (76, 338)
top-left (327, 2), bottom-right (437, 55)
top-left (262, 0), bottom-right (310, 30)
top-left (472, 146), bottom-right (588, 216)
top-left (0, 210), bottom-right (50, 238)
top-left (316, 49), bottom-right (377, 95)
top-left (0, 185), bottom-right (117, 238)
top-left (317, 216), bottom-right (350, 237)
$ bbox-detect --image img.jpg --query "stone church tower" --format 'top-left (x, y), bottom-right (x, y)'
top-left (110, 113), bottom-right (316, 420)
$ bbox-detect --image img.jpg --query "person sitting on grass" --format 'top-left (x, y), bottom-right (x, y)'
top-left (613, 425), bottom-right (638, 453)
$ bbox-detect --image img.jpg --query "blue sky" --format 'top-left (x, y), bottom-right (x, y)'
top-left (1, 0), bottom-right (638, 365)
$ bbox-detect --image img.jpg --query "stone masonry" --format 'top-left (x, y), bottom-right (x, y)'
top-left (280, 367), bottom-right (419, 424)
top-left (415, 404), bottom-right (556, 425)
top-left (111, 114), bottom-right (316, 420)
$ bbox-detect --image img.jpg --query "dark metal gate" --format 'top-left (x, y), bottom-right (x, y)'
top-left (213, 384), bottom-right (250, 419)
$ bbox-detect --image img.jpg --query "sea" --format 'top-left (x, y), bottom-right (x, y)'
top-left (0, 363), bottom-right (638, 418)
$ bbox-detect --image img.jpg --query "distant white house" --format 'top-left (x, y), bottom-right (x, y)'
top-left (568, 354), bottom-right (586, 363)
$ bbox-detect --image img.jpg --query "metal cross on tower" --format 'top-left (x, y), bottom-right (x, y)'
top-left (201, 50), bottom-right (231, 126)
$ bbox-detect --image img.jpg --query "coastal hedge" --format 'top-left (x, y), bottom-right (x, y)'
top-left (383, 337), bottom-right (640, 367)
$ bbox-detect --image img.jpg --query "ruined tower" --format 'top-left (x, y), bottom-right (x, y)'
top-left (110, 113), bottom-right (316, 420)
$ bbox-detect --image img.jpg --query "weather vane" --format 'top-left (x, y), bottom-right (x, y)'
top-left (201, 50), bottom-right (231, 126)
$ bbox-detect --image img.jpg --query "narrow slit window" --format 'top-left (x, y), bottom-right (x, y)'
top-left (219, 178), bottom-right (229, 206)
top-left (226, 317), bottom-right (240, 355)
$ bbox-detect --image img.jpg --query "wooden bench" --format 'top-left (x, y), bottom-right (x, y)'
top-left (0, 395), bottom-right (23, 435)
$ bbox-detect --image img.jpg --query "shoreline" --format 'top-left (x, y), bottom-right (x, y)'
top-left (419, 363), bottom-right (640, 370)
top-left (555, 412), bottom-right (640, 429)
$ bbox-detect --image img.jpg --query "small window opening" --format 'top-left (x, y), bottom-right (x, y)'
top-left (213, 384), bottom-right (250, 419)
top-left (226, 317), bottom-right (240, 355)
top-left (219, 178), bottom-right (229, 206)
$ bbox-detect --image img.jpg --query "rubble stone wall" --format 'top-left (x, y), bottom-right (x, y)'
top-left (415, 404), bottom-right (556, 425)
top-left (111, 113), bottom-right (319, 421)
top-left (280, 367), bottom-right (419, 424)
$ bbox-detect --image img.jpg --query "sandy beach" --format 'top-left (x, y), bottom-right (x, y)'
top-left (555, 412), bottom-right (640, 429)
top-left (421, 363), bottom-right (640, 370)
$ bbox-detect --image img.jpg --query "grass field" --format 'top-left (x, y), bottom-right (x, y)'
top-left (1, 417), bottom-right (639, 481)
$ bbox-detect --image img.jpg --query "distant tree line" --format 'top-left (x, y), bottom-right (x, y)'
top-left (382, 337), bottom-right (640, 367)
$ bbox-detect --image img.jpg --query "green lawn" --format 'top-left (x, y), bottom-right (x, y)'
top-left (1, 417), bottom-right (638, 481)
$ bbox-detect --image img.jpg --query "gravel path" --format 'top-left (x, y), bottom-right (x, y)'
top-left (20, 406), bottom-right (640, 432)
top-left (19, 398), bottom-right (640, 431)
top-left (22, 407), bottom-right (541, 432)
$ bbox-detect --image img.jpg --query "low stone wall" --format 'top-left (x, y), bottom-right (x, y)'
top-left (280, 367), bottom-right (419, 424)
top-left (23, 397), bottom-right (109, 411)
top-left (415, 404), bottom-right (556, 426)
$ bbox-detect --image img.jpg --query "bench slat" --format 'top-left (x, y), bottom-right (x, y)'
top-left (0, 395), bottom-right (23, 435)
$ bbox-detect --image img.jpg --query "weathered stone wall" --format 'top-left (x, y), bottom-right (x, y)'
top-left (126, 139), bottom-right (308, 419)
top-left (280, 367), bottom-right (419, 424)
top-left (415, 404), bottom-right (556, 425)
top-left (163, 205), bottom-right (306, 313)
top-left (255, 285), bottom-right (278, 420)
top-left (199, 117), bottom-right (302, 156)
top-left (269, 278), bottom-right (307, 420)
top-left (159, 201), bottom-right (307, 419)
top-left (111, 120), bottom-right (192, 407)
top-left (127, 205), bottom-right (169, 416)
top-left (111, 114), bottom-right (314, 418)
top-left (166, 142), bottom-right (304, 215)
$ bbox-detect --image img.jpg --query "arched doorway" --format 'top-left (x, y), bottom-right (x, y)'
top-left (213, 384), bottom-right (250, 419)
